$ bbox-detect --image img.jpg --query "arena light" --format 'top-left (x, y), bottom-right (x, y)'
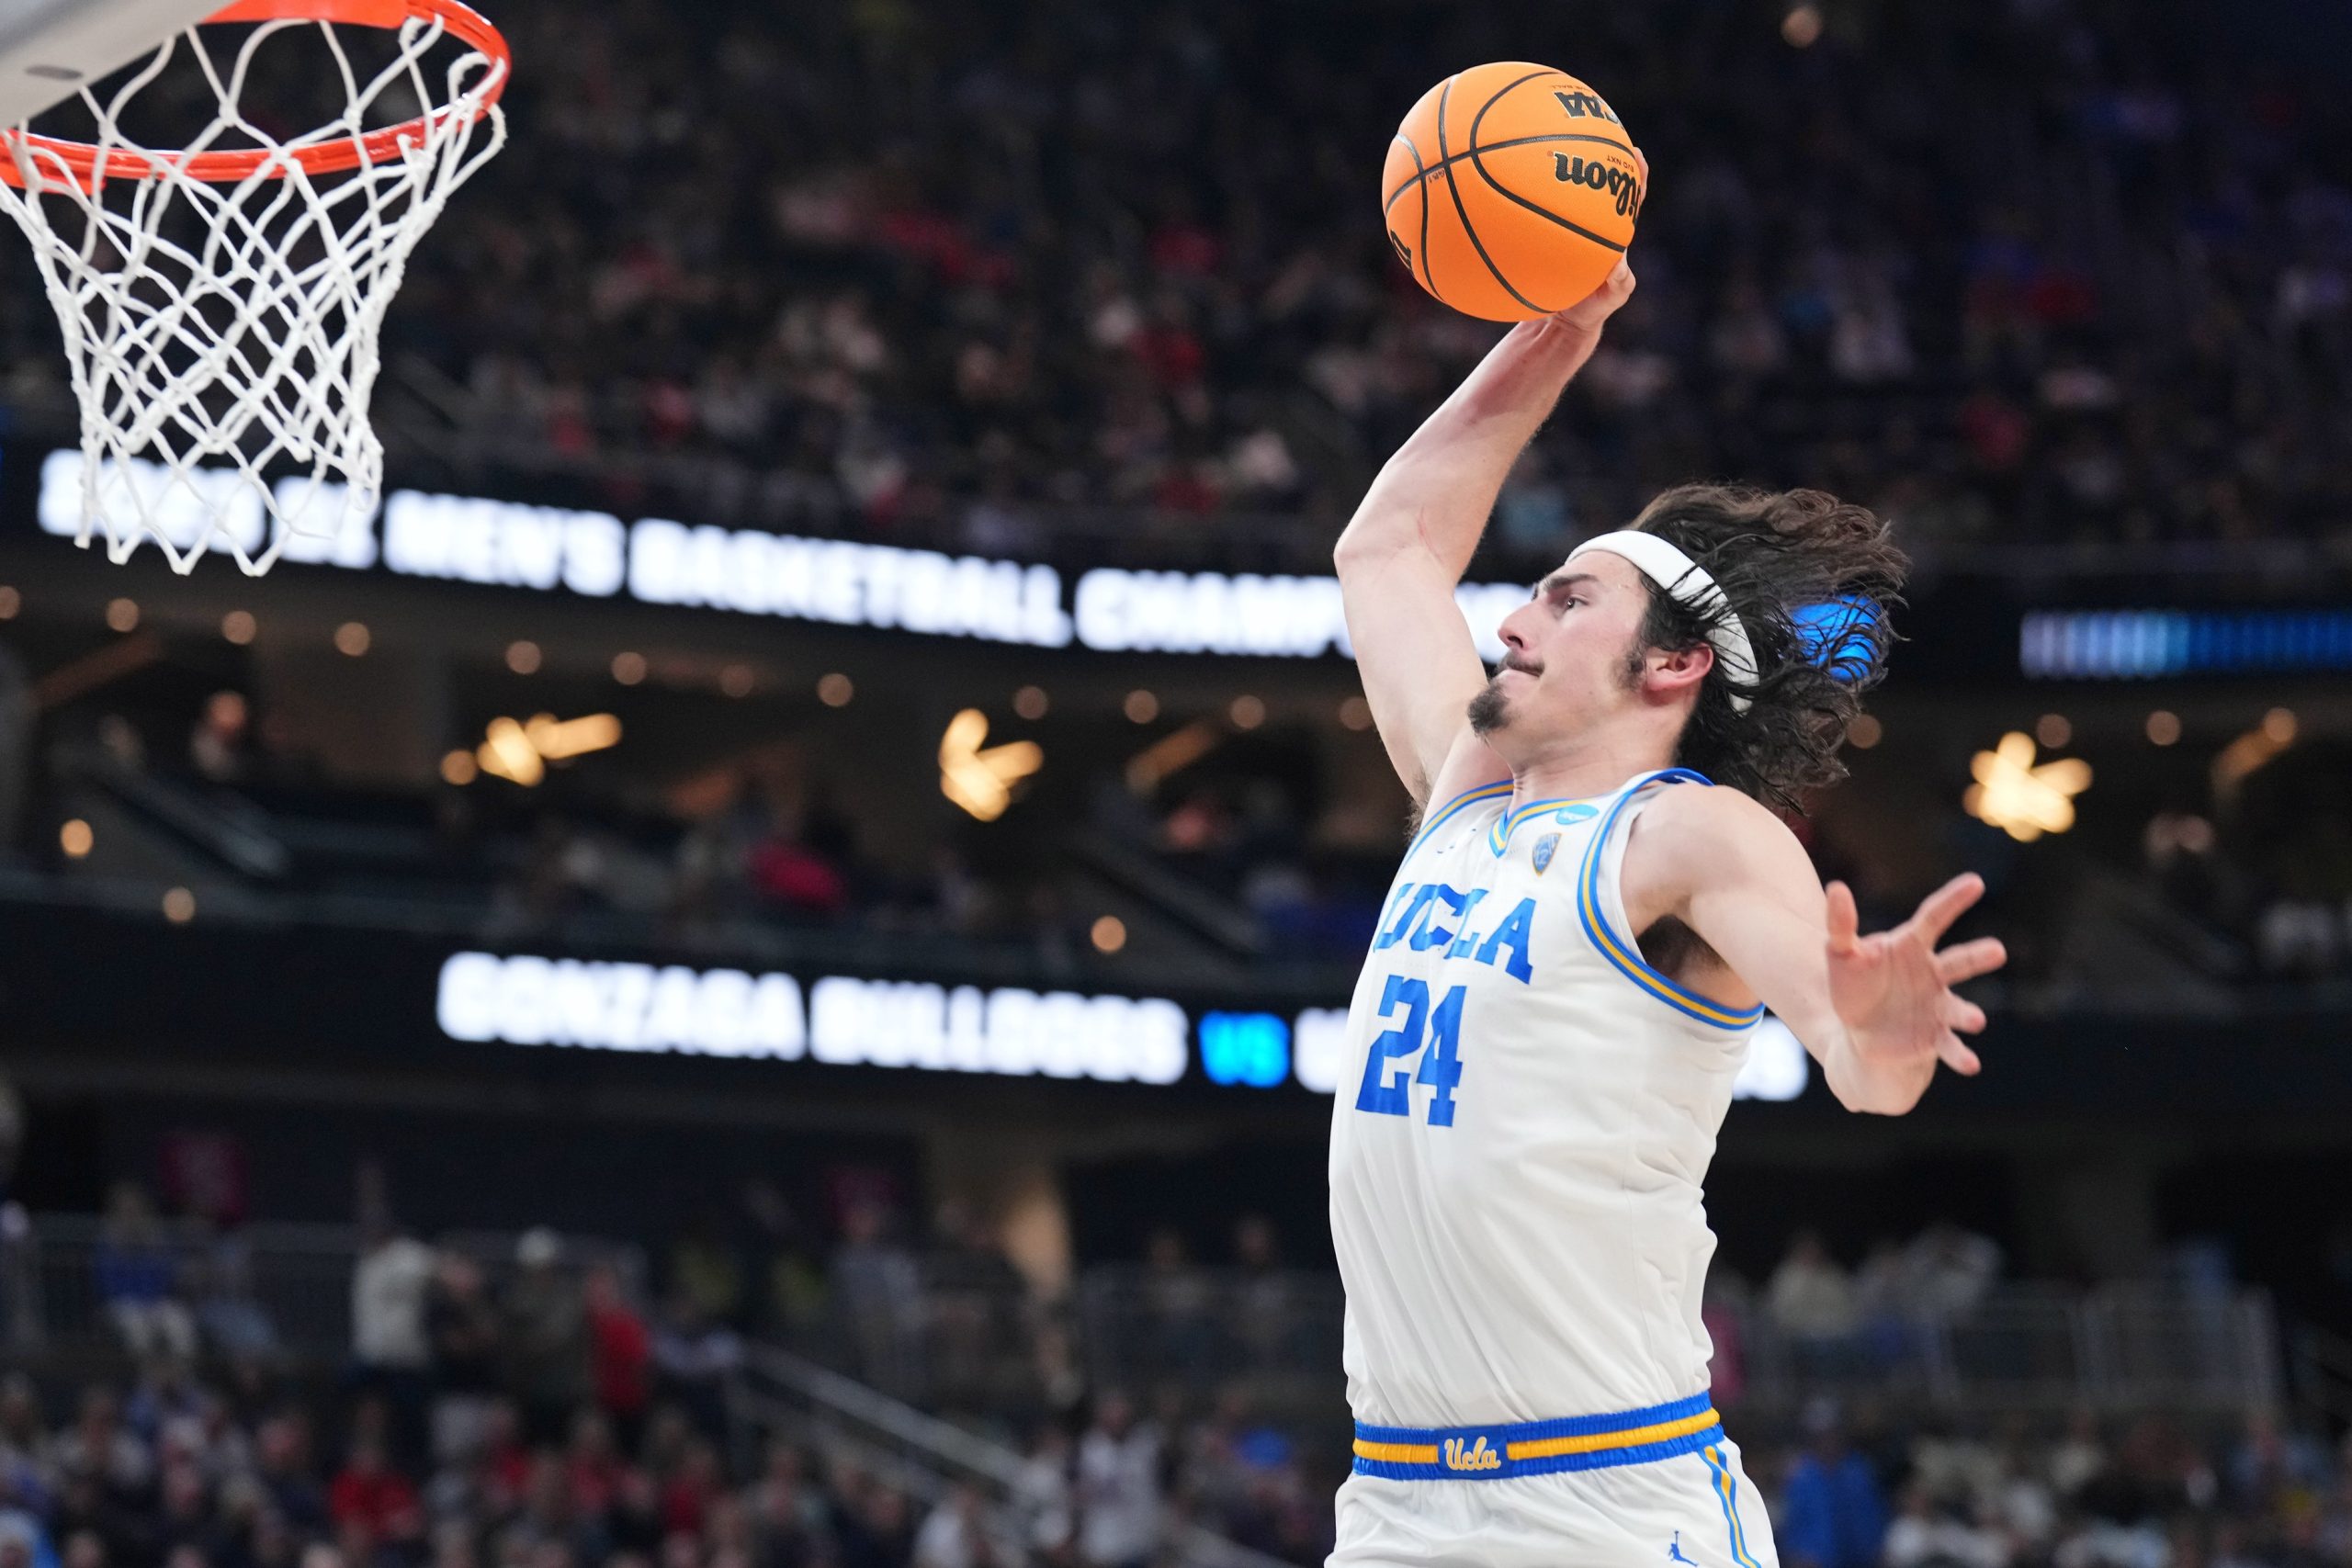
top-left (524, 712), bottom-right (622, 761)
top-left (2212, 708), bottom-right (2296, 805)
top-left (472, 711), bottom-right (623, 785)
top-left (1125, 720), bottom-right (1221, 794)
top-left (477, 716), bottom-right (545, 786)
top-left (939, 708), bottom-right (1043, 821)
top-left (1964, 732), bottom-right (2090, 841)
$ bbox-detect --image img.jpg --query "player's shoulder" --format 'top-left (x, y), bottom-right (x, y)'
top-left (1630, 774), bottom-right (1802, 874)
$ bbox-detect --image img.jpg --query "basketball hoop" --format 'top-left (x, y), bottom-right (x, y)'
top-left (0, 0), bottom-right (510, 573)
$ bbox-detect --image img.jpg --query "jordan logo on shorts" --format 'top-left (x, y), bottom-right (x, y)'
top-left (1667, 1534), bottom-right (1698, 1564)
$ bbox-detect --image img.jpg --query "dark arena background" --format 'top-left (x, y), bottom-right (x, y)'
top-left (1, 1), bottom-right (2350, 1566)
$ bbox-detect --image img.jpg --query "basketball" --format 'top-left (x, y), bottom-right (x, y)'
top-left (1382, 62), bottom-right (1643, 321)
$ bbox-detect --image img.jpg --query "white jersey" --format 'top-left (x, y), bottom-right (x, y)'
top-left (1329, 767), bottom-right (1762, 1429)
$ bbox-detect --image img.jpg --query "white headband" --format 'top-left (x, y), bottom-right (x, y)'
top-left (1568, 530), bottom-right (1758, 714)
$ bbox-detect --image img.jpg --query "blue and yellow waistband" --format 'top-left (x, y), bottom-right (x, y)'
top-left (1352, 1392), bottom-right (1723, 1481)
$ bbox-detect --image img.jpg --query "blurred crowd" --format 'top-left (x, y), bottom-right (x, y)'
top-left (1739, 1403), bottom-right (2352, 1568)
top-left (1713, 1224), bottom-right (2007, 1397)
top-left (0, 1358), bottom-right (1347, 1568)
top-left (6, 1359), bottom-right (2352, 1568)
top-left (5, 0), bottom-right (2350, 570)
top-left (0, 1179), bottom-right (1347, 1568)
top-left (1, 1181), bottom-right (2347, 1568)
top-left (2141, 799), bottom-right (2352, 988)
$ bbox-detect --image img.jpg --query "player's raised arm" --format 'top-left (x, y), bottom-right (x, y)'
top-left (1628, 786), bottom-right (2008, 1116)
top-left (1333, 260), bottom-right (1638, 807)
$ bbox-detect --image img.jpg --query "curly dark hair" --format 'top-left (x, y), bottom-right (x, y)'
top-left (1619, 482), bottom-right (1907, 811)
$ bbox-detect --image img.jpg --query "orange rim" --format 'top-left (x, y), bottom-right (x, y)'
top-left (0, 0), bottom-right (508, 188)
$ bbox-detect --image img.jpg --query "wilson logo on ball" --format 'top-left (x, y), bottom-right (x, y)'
top-left (1552, 88), bottom-right (1622, 124)
top-left (1552, 155), bottom-right (1643, 218)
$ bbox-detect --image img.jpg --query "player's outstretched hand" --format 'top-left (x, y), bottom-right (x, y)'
top-left (1825, 874), bottom-right (2007, 1077)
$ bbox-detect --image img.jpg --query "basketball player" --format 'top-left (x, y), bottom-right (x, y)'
top-left (1325, 252), bottom-right (2007, 1568)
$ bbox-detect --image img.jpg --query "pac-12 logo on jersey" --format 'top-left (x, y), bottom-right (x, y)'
top-left (1532, 833), bottom-right (1561, 874)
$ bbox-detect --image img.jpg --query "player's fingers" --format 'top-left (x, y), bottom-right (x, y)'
top-left (1552, 260), bottom-right (1634, 329)
top-left (1906, 873), bottom-right (1985, 944)
top-left (1633, 145), bottom-right (1650, 187)
top-left (1825, 879), bottom-right (1860, 955)
top-left (1934, 937), bottom-right (2007, 985)
top-left (1937, 1032), bottom-right (1982, 1077)
top-left (1941, 995), bottom-right (1987, 1034)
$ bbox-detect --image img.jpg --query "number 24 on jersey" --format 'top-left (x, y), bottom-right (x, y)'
top-left (1354, 976), bottom-right (1466, 1126)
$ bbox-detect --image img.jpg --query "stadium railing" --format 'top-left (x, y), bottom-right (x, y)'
top-left (5, 1213), bottom-right (647, 1361)
top-left (730, 1340), bottom-right (1294, 1568)
top-left (2, 1215), bottom-right (2286, 1422)
top-left (1067, 1266), bottom-right (2283, 1420)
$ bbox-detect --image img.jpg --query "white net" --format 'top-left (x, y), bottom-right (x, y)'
top-left (0, 3), bottom-right (506, 574)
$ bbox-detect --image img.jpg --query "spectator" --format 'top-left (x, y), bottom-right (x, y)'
top-left (665, 1220), bottom-right (743, 1333)
top-left (1767, 1231), bottom-right (1860, 1341)
top-left (424, 1253), bottom-right (503, 1468)
top-left (92, 1186), bottom-right (195, 1363)
top-left (1230, 1215), bottom-right (1301, 1371)
top-left (829, 1206), bottom-right (921, 1394)
top-left (0, 1510), bottom-right (52, 1568)
top-left (119, 1363), bottom-right (204, 1449)
top-left (0, 1203), bottom-right (33, 1357)
top-left (187, 694), bottom-right (254, 784)
top-left (1778, 1405), bottom-right (1890, 1568)
top-left (646, 1298), bottom-right (739, 1439)
top-left (1901, 1224), bottom-right (2005, 1323)
top-left (1074, 1393), bottom-right (1159, 1568)
top-left (48, 1392), bottom-right (151, 1499)
top-left (324, 1439), bottom-right (419, 1549)
top-left (1138, 1230), bottom-right (1215, 1379)
top-left (349, 1223), bottom-right (435, 1465)
top-left (581, 1266), bottom-right (650, 1447)
top-left (1013, 1425), bottom-right (1074, 1562)
top-left (0, 1375), bottom-right (51, 1514)
top-left (186, 1222), bottom-right (276, 1362)
top-left (503, 1231), bottom-right (588, 1445)
top-left (254, 1413), bottom-right (327, 1534)
top-left (1881, 1483), bottom-right (2003, 1568)
top-left (910, 1482), bottom-right (988, 1568)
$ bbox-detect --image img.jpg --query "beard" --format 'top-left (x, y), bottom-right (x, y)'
top-left (1465, 676), bottom-right (1510, 736)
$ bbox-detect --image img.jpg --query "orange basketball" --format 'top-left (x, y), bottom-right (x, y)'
top-left (1381, 62), bottom-right (1643, 321)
